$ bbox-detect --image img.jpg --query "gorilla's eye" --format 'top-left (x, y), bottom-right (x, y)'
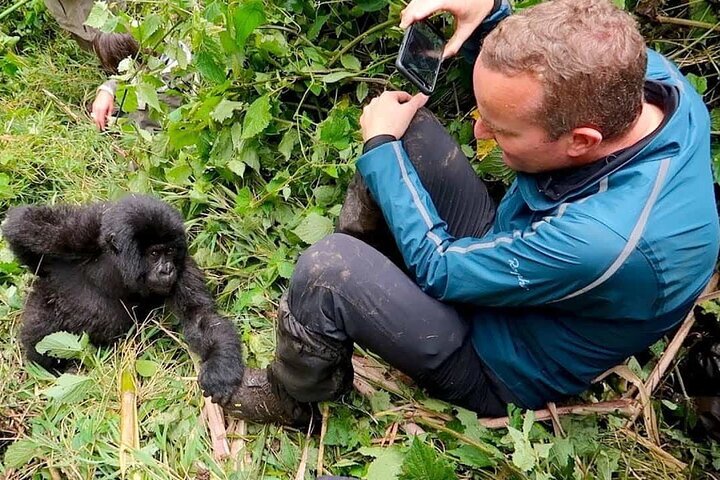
top-left (149, 250), bottom-right (160, 259)
top-left (167, 247), bottom-right (175, 256)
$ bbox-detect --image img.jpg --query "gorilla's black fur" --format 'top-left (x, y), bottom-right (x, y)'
top-left (1, 195), bottom-right (244, 402)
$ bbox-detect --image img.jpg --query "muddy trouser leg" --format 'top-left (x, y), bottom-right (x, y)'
top-left (337, 107), bottom-right (496, 260)
top-left (271, 233), bottom-right (508, 417)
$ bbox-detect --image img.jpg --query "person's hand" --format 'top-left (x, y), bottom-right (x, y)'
top-left (91, 90), bottom-right (115, 131)
top-left (400, 0), bottom-right (496, 58)
top-left (360, 91), bottom-right (429, 141)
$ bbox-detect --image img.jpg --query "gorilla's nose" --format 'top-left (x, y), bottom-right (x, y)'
top-left (159, 263), bottom-right (175, 277)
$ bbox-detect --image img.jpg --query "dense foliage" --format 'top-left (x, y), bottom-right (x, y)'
top-left (0, 0), bottom-right (719, 478)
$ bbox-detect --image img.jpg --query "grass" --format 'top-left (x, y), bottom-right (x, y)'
top-left (1, 1), bottom-right (720, 479)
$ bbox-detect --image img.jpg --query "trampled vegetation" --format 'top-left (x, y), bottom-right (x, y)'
top-left (1, 0), bottom-right (719, 478)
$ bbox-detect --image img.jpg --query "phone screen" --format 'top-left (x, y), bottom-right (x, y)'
top-left (397, 22), bottom-right (445, 94)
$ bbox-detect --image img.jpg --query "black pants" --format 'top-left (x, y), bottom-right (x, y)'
top-left (275, 108), bottom-right (510, 416)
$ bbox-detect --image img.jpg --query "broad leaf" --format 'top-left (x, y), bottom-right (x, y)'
top-left (211, 100), bottom-right (244, 123)
top-left (293, 212), bottom-right (334, 245)
top-left (234, 0), bottom-right (266, 49)
top-left (399, 437), bottom-right (457, 480)
top-left (241, 95), bottom-right (272, 139)
top-left (35, 331), bottom-right (89, 359)
top-left (43, 374), bottom-right (93, 403)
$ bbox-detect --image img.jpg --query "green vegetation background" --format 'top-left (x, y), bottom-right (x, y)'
top-left (0, 0), bottom-right (719, 478)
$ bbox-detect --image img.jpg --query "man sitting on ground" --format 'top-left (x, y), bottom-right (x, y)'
top-left (224, 0), bottom-right (719, 424)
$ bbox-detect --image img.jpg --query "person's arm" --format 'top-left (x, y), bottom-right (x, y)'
top-left (400, 0), bottom-right (511, 58)
top-left (356, 141), bottom-right (629, 306)
top-left (91, 80), bottom-right (117, 130)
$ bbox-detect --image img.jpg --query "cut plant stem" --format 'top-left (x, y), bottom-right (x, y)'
top-left (119, 369), bottom-right (141, 480)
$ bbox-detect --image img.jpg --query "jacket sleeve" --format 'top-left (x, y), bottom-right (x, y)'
top-left (356, 141), bottom-right (627, 307)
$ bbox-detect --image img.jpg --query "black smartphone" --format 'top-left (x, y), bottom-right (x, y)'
top-left (395, 21), bottom-right (446, 95)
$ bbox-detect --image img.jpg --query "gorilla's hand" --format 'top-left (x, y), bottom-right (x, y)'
top-left (200, 354), bottom-right (245, 405)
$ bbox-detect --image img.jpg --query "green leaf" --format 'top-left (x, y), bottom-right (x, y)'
top-left (341, 54), bottom-right (362, 71)
top-left (165, 163), bottom-right (192, 184)
top-left (456, 407), bottom-right (486, 442)
top-left (370, 390), bottom-right (392, 413)
top-left (508, 426), bottom-right (535, 472)
top-left (211, 100), bottom-right (244, 123)
top-left (686, 73), bottom-right (708, 95)
top-left (137, 82), bottom-right (161, 112)
top-left (43, 374), bottom-right (93, 403)
top-left (35, 331), bottom-right (89, 359)
top-left (135, 359), bottom-right (158, 377)
top-left (293, 212), bottom-right (334, 244)
top-left (139, 14), bottom-right (163, 43)
top-left (356, 82), bottom-right (369, 102)
top-left (83, 1), bottom-right (117, 32)
top-left (399, 437), bottom-right (457, 480)
top-left (241, 95), bottom-right (272, 139)
top-left (321, 71), bottom-right (356, 83)
top-left (227, 160), bottom-right (246, 178)
top-left (279, 128), bottom-right (299, 160)
top-left (363, 447), bottom-right (404, 480)
top-left (710, 108), bottom-right (720, 131)
top-left (234, 0), bottom-right (266, 49)
top-left (3, 439), bottom-right (38, 468)
top-left (447, 445), bottom-right (493, 468)
top-left (196, 39), bottom-right (226, 84)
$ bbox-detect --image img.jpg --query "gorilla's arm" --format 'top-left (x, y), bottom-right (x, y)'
top-left (2, 204), bottom-right (105, 269)
top-left (171, 257), bottom-right (244, 404)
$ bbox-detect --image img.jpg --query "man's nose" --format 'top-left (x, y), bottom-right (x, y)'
top-left (474, 119), bottom-right (495, 140)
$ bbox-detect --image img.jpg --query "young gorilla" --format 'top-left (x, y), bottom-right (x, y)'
top-left (1, 195), bottom-right (243, 403)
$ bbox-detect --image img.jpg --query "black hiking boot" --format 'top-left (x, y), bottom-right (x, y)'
top-left (223, 367), bottom-right (314, 428)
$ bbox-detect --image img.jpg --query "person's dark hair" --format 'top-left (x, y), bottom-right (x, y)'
top-left (92, 32), bottom-right (140, 74)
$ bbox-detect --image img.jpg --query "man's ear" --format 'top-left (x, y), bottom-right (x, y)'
top-left (567, 127), bottom-right (603, 158)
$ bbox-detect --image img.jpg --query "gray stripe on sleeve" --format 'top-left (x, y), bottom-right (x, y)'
top-left (553, 158), bottom-right (670, 302)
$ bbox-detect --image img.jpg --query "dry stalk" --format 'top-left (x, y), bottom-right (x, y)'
top-left (229, 419), bottom-right (250, 470)
top-left (119, 369), bottom-right (141, 480)
top-left (293, 421), bottom-right (313, 480)
top-left (203, 398), bottom-right (230, 461)
top-left (478, 399), bottom-right (636, 429)
top-left (619, 428), bottom-right (687, 471)
top-left (627, 274), bottom-right (719, 427)
top-left (316, 403), bottom-right (330, 476)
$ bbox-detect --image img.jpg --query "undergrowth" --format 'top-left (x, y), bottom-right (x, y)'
top-left (1, 0), bottom-right (719, 478)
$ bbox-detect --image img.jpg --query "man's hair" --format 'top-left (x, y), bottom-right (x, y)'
top-left (479, 0), bottom-right (647, 140)
top-left (92, 33), bottom-right (140, 74)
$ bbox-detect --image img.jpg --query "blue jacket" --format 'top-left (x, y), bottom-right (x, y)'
top-left (356, 49), bottom-right (719, 406)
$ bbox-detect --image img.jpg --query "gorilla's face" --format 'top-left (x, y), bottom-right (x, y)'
top-left (144, 244), bottom-right (180, 295)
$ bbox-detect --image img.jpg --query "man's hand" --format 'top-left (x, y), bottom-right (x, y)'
top-left (360, 91), bottom-right (429, 142)
top-left (400, 0), bottom-right (496, 58)
top-left (91, 90), bottom-right (115, 131)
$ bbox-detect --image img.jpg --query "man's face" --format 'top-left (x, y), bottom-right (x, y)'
top-left (473, 60), bottom-right (571, 173)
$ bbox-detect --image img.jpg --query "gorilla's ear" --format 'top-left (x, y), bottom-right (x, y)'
top-left (106, 233), bottom-right (119, 254)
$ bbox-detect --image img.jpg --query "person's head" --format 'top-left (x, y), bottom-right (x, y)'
top-left (92, 32), bottom-right (140, 74)
top-left (473, 0), bottom-right (647, 173)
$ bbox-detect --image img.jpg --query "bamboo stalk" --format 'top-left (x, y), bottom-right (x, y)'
top-left (316, 403), bottom-right (329, 476)
top-left (119, 369), bottom-right (141, 480)
top-left (203, 397), bottom-right (230, 461)
top-left (478, 399), bottom-right (637, 429)
top-left (229, 419), bottom-right (249, 470)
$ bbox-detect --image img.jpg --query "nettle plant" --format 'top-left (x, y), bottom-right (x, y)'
top-left (81, 0), bottom-right (421, 308)
top-left (87, 0), bottom-right (405, 206)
